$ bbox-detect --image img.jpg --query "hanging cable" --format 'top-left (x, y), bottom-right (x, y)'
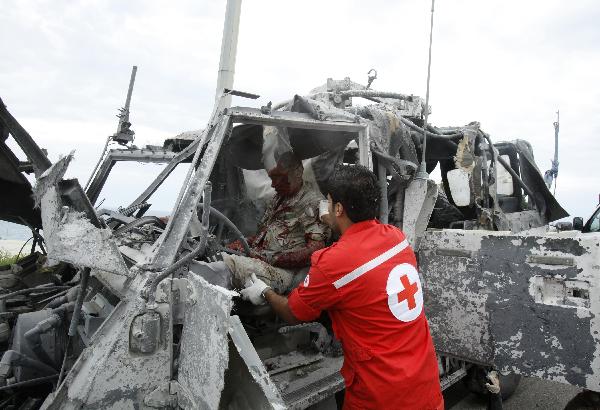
top-left (84, 135), bottom-right (112, 191)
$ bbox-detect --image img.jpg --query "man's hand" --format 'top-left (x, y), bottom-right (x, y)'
top-left (485, 371), bottom-right (501, 394)
top-left (240, 273), bottom-right (271, 305)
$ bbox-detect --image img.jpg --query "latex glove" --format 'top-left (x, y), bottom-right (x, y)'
top-left (240, 273), bottom-right (271, 305)
top-left (485, 371), bottom-right (501, 395)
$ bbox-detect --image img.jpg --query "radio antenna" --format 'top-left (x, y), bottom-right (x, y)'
top-left (416, 0), bottom-right (436, 179)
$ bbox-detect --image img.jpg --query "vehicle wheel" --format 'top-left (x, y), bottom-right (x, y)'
top-left (464, 365), bottom-right (522, 400)
top-left (564, 390), bottom-right (600, 410)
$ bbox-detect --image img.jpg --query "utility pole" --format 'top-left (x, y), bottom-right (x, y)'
top-left (215, 0), bottom-right (242, 113)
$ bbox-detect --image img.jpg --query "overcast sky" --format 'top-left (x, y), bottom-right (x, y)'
top-left (1, 0), bottom-right (599, 219)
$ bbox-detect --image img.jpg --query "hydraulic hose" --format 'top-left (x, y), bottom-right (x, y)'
top-left (0, 286), bottom-right (71, 301)
top-left (400, 117), bottom-right (463, 139)
top-left (68, 268), bottom-right (90, 337)
top-left (197, 203), bottom-right (251, 256)
top-left (0, 374), bottom-right (58, 392)
top-left (145, 184), bottom-right (212, 309)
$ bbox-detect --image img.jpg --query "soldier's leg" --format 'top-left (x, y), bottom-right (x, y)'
top-left (222, 254), bottom-right (294, 293)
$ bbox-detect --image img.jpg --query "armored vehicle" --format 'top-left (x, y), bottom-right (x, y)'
top-left (1, 63), bottom-right (599, 409)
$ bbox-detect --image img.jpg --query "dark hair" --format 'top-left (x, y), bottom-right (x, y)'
top-left (326, 164), bottom-right (380, 222)
top-left (276, 151), bottom-right (303, 172)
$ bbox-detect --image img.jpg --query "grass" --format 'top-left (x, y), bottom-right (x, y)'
top-left (0, 250), bottom-right (19, 265)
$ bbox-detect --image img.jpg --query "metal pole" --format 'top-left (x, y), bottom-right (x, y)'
top-left (552, 110), bottom-right (559, 195)
top-left (378, 163), bottom-right (389, 224)
top-left (553, 110), bottom-right (559, 170)
top-left (215, 0), bottom-right (242, 112)
top-left (544, 110), bottom-right (560, 191)
top-left (117, 65), bottom-right (137, 132)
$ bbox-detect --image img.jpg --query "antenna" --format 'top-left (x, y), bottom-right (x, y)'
top-left (416, 0), bottom-right (436, 179)
top-left (544, 110), bottom-right (560, 194)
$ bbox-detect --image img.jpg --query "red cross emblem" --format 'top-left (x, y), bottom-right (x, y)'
top-left (397, 274), bottom-right (419, 310)
top-left (386, 263), bottom-right (423, 322)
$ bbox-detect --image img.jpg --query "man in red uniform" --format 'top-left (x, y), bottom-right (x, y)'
top-left (241, 164), bottom-right (443, 409)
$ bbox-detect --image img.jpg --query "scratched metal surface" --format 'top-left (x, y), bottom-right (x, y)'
top-left (420, 229), bottom-right (600, 391)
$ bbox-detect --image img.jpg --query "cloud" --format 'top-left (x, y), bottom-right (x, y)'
top-left (1, 0), bottom-right (599, 218)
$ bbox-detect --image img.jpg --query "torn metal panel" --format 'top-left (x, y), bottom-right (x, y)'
top-left (32, 153), bottom-right (74, 206)
top-left (36, 156), bottom-right (128, 276)
top-left (228, 315), bottom-right (287, 410)
top-left (420, 229), bottom-right (600, 391)
top-left (403, 178), bottom-right (438, 250)
top-left (41, 187), bottom-right (128, 276)
top-left (177, 273), bottom-right (235, 409)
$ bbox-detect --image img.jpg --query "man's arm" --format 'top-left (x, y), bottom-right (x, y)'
top-left (264, 289), bottom-right (301, 325)
top-left (240, 277), bottom-right (301, 324)
top-left (271, 239), bottom-right (325, 269)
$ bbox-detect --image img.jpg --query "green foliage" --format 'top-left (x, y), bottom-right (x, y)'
top-left (0, 250), bottom-right (19, 266)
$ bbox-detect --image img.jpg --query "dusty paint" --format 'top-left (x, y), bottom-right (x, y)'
top-left (420, 229), bottom-right (600, 391)
top-left (41, 273), bottom-right (172, 409)
top-left (40, 187), bottom-right (128, 276)
top-left (229, 315), bottom-right (287, 410)
top-left (177, 273), bottom-right (234, 409)
top-left (36, 155), bottom-right (128, 276)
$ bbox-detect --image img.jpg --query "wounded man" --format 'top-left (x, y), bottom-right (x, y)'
top-left (197, 151), bottom-right (329, 293)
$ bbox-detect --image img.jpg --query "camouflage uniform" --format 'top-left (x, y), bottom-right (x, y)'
top-left (223, 183), bottom-right (329, 293)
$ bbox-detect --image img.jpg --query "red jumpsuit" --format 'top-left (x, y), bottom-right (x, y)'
top-left (288, 220), bottom-right (443, 410)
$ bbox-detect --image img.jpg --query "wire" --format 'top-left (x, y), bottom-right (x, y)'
top-left (0, 286), bottom-right (71, 301)
top-left (0, 374), bottom-right (58, 392)
top-left (84, 135), bottom-right (113, 191)
top-left (15, 236), bottom-right (34, 261)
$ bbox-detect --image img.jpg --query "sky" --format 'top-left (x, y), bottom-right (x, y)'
top-left (1, 0), bottom-right (599, 220)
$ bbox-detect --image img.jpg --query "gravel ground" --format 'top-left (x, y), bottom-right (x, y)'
top-left (307, 376), bottom-right (583, 409)
top-left (446, 376), bottom-right (582, 410)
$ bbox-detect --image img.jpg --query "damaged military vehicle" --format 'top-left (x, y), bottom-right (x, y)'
top-left (0, 70), bottom-right (599, 410)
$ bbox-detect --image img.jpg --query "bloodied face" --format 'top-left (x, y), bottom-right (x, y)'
top-left (267, 159), bottom-right (303, 197)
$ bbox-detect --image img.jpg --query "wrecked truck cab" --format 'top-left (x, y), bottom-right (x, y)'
top-left (0, 76), bottom-right (597, 409)
top-left (0, 93), bottom-right (374, 408)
